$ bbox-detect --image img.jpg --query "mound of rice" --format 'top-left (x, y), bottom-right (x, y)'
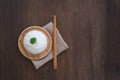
top-left (23, 30), bottom-right (48, 54)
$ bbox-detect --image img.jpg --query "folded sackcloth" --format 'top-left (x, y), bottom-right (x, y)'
top-left (31, 22), bottom-right (69, 69)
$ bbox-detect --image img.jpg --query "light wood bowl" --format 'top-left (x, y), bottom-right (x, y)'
top-left (18, 26), bottom-right (52, 60)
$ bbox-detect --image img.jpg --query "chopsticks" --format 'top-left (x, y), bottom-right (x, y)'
top-left (53, 15), bottom-right (57, 70)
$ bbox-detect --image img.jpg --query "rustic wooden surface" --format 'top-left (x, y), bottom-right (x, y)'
top-left (0, 0), bottom-right (120, 80)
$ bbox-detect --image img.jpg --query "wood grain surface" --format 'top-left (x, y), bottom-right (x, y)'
top-left (0, 0), bottom-right (120, 80)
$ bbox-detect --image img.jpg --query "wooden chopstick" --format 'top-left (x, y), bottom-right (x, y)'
top-left (53, 15), bottom-right (57, 70)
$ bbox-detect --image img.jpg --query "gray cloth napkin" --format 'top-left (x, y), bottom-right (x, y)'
top-left (31, 22), bottom-right (69, 69)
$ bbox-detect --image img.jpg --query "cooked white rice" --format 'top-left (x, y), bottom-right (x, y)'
top-left (23, 30), bottom-right (48, 54)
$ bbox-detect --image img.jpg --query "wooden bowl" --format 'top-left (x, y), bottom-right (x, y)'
top-left (18, 26), bottom-right (52, 60)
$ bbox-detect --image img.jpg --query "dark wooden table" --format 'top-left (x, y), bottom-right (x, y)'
top-left (0, 0), bottom-right (120, 80)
